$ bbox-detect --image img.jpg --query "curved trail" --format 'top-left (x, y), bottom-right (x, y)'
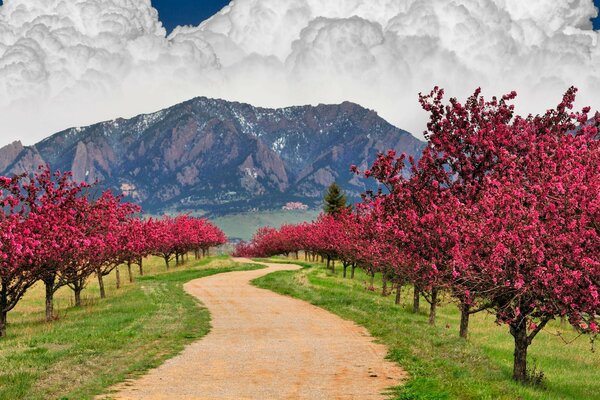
top-left (108, 258), bottom-right (405, 399)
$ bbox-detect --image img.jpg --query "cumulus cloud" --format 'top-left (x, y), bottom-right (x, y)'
top-left (0, 0), bottom-right (599, 146)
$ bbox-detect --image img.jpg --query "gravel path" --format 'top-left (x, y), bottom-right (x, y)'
top-left (106, 258), bottom-right (405, 399)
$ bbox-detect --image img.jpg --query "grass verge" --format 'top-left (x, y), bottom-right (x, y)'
top-left (0, 256), bottom-right (263, 400)
top-left (252, 259), bottom-right (599, 400)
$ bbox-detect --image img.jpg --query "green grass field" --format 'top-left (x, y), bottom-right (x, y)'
top-left (253, 257), bottom-right (600, 400)
top-left (0, 256), bottom-right (263, 400)
top-left (213, 209), bottom-right (320, 241)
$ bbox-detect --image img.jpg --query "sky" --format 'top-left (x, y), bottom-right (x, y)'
top-left (1, 0), bottom-right (600, 147)
top-left (0, 0), bottom-right (232, 32)
top-left (2, 1), bottom-right (598, 29)
top-left (151, 0), bottom-right (230, 33)
top-left (150, 0), bottom-right (600, 32)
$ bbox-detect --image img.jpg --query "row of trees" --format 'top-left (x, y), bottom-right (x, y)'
top-left (0, 167), bottom-right (227, 337)
top-left (235, 87), bottom-right (599, 383)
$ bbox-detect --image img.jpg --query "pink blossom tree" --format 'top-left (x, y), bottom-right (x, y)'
top-left (0, 174), bottom-right (39, 336)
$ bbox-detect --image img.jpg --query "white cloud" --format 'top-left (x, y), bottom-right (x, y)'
top-left (0, 0), bottom-right (599, 147)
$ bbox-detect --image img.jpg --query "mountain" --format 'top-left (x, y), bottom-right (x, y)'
top-left (0, 98), bottom-right (425, 216)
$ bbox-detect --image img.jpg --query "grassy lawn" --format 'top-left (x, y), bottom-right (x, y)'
top-left (213, 209), bottom-right (320, 241)
top-left (0, 256), bottom-right (263, 400)
top-left (253, 257), bottom-right (600, 400)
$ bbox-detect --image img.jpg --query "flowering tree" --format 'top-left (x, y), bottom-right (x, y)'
top-left (147, 217), bottom-right (178, 269)
top-left (91, 191), bottom-right (141, 298)
top-left (355, 148), bottom-right (461, 324)
top-left (19, 168), bottom-right (94, 320)
top-left (0, 174), bottom-right (39, 336)
top-left (118, 218), bottom-right (152, 282)
top-left (451, 88), bottom-right (600, 382)
top-left (417, 86), bottom-right (524, 338)
top-left (147, 215), bottom-right (227, 268)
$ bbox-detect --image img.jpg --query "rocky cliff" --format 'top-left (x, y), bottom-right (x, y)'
top-left (0, 97), bottom-right (425, 215)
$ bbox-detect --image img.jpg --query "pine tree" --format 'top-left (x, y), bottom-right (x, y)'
top-left (323, 182), bottom-right (349, 215)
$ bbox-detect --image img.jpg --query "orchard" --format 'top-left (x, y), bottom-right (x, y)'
top-left (235, 87), bottom-right (600, 384)
top-left (0, 166), bottom-right (227, 337)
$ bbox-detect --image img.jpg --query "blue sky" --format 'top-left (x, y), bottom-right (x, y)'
top-left (0, 0), bottom-right (231, 33)
top-left (0, 1), bottom-right (599, 31)
top-left (152, 0), bottom-right (230, 33)
top-left (153, 0), bottom-right (600, 31)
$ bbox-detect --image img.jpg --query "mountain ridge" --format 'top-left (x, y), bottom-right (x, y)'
top-left (0, 97), bottom-right (426, 215)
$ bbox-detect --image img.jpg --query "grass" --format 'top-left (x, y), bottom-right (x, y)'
top-left (213, 209), bottom-right (320, 241)
top-left (252, 257), bottom-right (600, 400)
top-left (252, 257), bottom-right (314, 269)
top-left (0, 255), bottom-right (264, 400)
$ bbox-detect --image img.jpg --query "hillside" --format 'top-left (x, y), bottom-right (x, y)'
top-left (0, 98), bottom-right (425, 215)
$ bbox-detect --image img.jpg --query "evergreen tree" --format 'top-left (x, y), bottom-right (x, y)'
top-left (323, 182), bottom-right (349, 215)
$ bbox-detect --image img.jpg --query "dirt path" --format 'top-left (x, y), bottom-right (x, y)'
top-left (106, 258), bottom-right (405, 399)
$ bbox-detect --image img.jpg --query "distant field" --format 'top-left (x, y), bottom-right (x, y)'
top-left (212, 209), bottom-right (320, 241)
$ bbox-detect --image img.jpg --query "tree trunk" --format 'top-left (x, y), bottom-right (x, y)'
top-left (175, 254), bottom-right (180, 266)
top-left (369, 271), bottom-right (375, 291)
top-left (321, 255), bottom-right (324, 263)
top-left (97, 270), bottom-right (106, 299)
top-left (395, 283), bottom-right (402, 305)
top-left (43, 275), bottom-right (56, 322)
top-left (139, 259), bottom-right (144, 276)
top-left (382, 274), bottom-right (388, 296)
top-left (331, 260), bottom-right (335, 273)
top-left (0, 310), bottom-right (6, 338)
top-left (510, 321), bottom-right (529, 383)
top-left (115, 267), bottom-right (121, 289)
top-left (428, 287), bottom-right (438, 325)
top-left (459, 302), bottom-right (470, 339)
top-left (413, 286), bottom-right (420, 313)
top-left (164, 256), bottom-right (170, 270)
top-left (326, 256), bottom-right (331, 270)
top-left (74, 287), bottom-right (82, 307)
top-left (127, 261), bottom-right (133, 283)
top-left (351, 264), bottom-right (356, 279)
top-left (72, 280), bottom-right (83, 307)
top-left (0, 281), bottom-right (7, 337)
top-left (343, 262), bottom-right (348, 278)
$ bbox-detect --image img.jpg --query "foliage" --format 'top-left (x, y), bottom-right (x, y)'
top-left (323, 182), bottom-right (349, 215)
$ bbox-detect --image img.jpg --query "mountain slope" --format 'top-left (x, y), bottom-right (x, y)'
top-left (0, 98), bottom-right (425, 215)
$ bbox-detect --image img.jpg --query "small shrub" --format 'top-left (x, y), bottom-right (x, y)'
top-left (525, 360), bottom-right (546, 388)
